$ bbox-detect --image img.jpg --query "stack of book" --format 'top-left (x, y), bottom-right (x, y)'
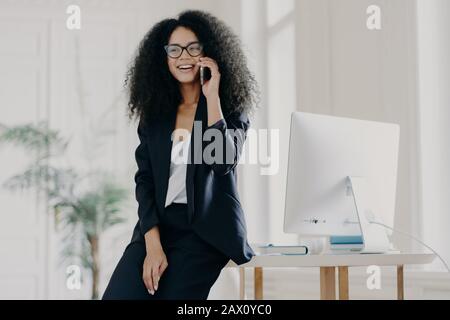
top-left (252, 243), bottom-right (309, 255)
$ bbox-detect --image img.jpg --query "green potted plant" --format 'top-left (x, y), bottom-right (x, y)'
top-left (0, 121), bottom-right (128, 299)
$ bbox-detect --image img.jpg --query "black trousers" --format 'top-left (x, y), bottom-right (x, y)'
top-left (102, 203), bottom-right (230, 300)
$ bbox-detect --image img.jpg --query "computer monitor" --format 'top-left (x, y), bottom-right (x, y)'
top-left (283, 112), bottom-right (400, 253)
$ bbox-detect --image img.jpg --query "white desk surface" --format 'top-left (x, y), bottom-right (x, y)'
top-left (226, 252), bottom-right (436, 268)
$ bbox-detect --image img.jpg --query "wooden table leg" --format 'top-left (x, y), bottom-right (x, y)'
top-left (239, 267), bottom-right (245, 300)
top-left (320, 267), bottom-right (336, 300)
top-left (397, 265), bottom-right (404, 300)
top-left (254, 267), bottom-right (263, 300)
top-left (338, 266), bottom-right (349, 300)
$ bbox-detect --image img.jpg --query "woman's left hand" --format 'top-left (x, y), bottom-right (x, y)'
top-left (197, 57), bottom-right (221, 99)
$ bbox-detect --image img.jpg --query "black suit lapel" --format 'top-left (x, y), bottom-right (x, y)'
top-left (153, 108), bottom-right (176, 216)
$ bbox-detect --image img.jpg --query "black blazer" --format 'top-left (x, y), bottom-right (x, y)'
top-left (130, 91), bottom-right (255, 265)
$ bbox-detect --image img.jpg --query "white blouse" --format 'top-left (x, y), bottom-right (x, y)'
top-left (164, 133), bottom-right (191, 208)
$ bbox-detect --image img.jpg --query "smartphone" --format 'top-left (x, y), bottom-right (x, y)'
top-left (200, 66), bottom-right (211, 85)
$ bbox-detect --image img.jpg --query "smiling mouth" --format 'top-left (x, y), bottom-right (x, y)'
top-left (177, 64), bottom-right (195, 71)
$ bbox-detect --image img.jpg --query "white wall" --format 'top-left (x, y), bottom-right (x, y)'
top-left (0, 4), bottom-right (52, 299)
top-left (240, 0), bottom-right (299, 247)
top-left (416, 0), bottom-right (450, 271)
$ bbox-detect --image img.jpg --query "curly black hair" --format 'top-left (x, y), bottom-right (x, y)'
top-left (126, 9), bottom-right (260, 124)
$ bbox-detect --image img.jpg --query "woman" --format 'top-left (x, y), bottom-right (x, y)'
top-left (102, 9), bottom-right (259, 300)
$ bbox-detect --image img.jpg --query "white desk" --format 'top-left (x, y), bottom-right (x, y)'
top-left (226, 252), bottom-right (436, 300)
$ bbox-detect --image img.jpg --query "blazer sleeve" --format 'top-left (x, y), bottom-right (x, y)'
top-left (204, 111), bottom-right (251, 176)
top-left (134, 118), bottom-right (159, 236)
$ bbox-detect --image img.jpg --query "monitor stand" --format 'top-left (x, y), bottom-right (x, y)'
top-left (344, 176), bottom-right (391, 253)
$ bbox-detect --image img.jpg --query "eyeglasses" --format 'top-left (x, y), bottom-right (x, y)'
top-left (164, 41), bottom-right (204, 58)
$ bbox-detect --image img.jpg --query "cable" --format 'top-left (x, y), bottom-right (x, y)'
top-left (368, 220), bottom-right (450, 273)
